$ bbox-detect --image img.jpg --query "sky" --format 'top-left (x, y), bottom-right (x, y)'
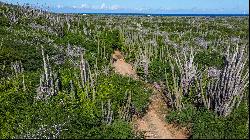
top-left (1, 0), bottom-right (249, 14)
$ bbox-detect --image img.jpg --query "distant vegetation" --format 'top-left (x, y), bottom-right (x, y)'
top-left (0, 2), bottom-right (249, 139)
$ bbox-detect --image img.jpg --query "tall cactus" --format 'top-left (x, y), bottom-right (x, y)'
top-left (41, 46), bottom-right (49, 82)
top-left (11, 60), bottom-right (23, 77)
top-left (37, 46), bottom-right (62, 100)
top-left (165, 47), bottom-right (197, 110)
top-left (69, 80), bottom-right (78, 99)
top-left (119, 90), bottom-right (133, 121)
top-left (199, 45), bottom-right (249, 116)
top-left (80, 51), bottom-right (86, 88)
top-left (102, 99), bottom-right (113, 125)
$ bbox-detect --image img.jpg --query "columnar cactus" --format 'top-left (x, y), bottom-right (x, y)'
top-left (37, 46), bottom-right (62, 100)
top-left (201, 45), bottom-right (249, 116)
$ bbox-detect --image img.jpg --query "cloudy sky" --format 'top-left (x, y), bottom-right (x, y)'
top-left (1, 0), bottom-right (249, 14)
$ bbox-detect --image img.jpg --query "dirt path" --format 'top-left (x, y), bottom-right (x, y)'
top-left (112, 50), bottom-right (137, 78)
top-left (133, 85), bottom-right (188, 139)
top-left (112, 50), bottom-right (188, 139)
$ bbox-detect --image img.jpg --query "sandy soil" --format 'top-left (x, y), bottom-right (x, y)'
top-left (133, 86), bottom-right (188, 139)
top-left (112, 50), bottom-right (137, 78)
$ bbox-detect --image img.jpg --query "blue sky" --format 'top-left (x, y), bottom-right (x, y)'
top-left (1, 0), bottom-right (249, 14)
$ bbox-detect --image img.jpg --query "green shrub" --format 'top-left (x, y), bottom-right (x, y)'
top-left (0, 72), bottom-right (149, 139)
top-left (0, 89), bottom-right (134, 139)
top-left (148, 59), bottom-right (171, 83)
top-left (0, 14), bottom-right (10, 26)
top-left (166, 101), bottom-right (249, 139)
top-left (191, 108), bottom-right (225, 139)
top-left (99, 120), bottom-right (134, 139)
top-left (96, 73), bottom-right (152, 116)
top-left (165, 104), bottom-right (196, 126)
top-left (223, 99), bottom-right (249, 139)
top-left (194, 50), bottom-right (224, 69)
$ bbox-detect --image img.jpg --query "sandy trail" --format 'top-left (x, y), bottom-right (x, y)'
top-left (112, 50), bottom-right (137, 78)
top-left (112, 50), bottom-right (188, 139)
top-left (133, 86), bottom-right (188, 139)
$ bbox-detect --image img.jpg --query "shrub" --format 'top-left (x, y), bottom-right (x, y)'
top-left (148, 59), bottom-right (171, 83)
top-left (194, 50), bottom-right (224, 69)
top-left (99, 120), bottom-right (134, 139)
top-left (165, 100), bottom-right (249, 139)
top-left (96, 73), bottom-right (152, 116)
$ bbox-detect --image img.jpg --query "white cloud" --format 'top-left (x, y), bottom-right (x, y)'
top-left (100, 3), bottom-right (107, 9)
top-left (63, 3), bottom-right (123, 11)
top-left (110, 5), bottom-right (121, 10)
top-left (159, 7), bottom-right (172, 11)
top-left (135, 8), bottom-right (143, 11)
top-left (80, 4), bottom-right (89, 8)
top-left (135, 7), bottom-right (151, 11)
top-left (57, 5), bottom-right (63, 9)
top-left (70, 4), bottom-right (90, 9)
top-left (90, 3), bottom-right (123, 10)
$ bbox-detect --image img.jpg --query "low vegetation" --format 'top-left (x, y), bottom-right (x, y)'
top-left (0, 2), bottom-right (249, 139)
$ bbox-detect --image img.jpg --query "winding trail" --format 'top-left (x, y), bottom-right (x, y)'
top-left (112, 50), bottom-right (189, 139)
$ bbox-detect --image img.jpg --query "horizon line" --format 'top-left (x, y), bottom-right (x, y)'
top-left (56, 12), bottom-right (249, 16)
top-left (1, 2), bottom-right (249, 15)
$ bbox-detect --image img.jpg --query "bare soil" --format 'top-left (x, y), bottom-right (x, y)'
top-left (133, 86), bottom-right (189, 139)
top-left (112, 50), bottom-right (137, 78)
